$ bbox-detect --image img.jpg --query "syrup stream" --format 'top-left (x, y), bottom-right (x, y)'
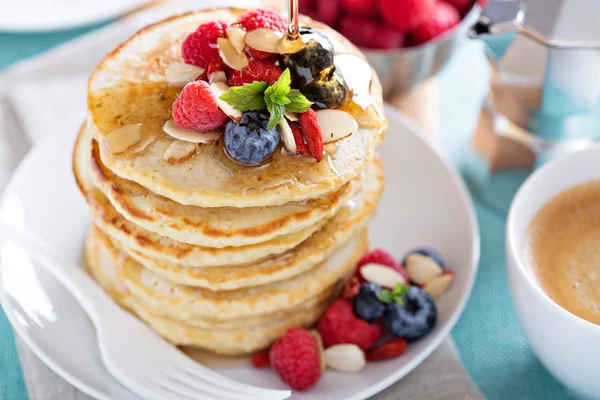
top-left (287, 0), bottom-right (299, 38)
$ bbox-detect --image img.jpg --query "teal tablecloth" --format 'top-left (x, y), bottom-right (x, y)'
top-left (0, 26), bottom-right (575, 400)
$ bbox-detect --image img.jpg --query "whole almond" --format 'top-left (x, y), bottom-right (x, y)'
top-left (423, 271), bottom-right (454, 299)
top-left (324, 344), bottom-right (366, 373)
top-left (310, 330), bottom-right (326, 373)
top-left (405, 254), bottom-right (444, 285)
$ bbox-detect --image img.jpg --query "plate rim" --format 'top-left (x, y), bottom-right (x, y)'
top-left (0, 105), bottom-right (480, 400)
top-left (0, 0), bottom-right (151, 33)
top-left (346, 105), bottom-right (481, 400)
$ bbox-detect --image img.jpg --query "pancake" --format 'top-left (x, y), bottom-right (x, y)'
top-left (86, 224), bottom-right (367, 322)
top-left (89, 137), bottom-right (352, 248)
top-left (111, 159), bottom-right (383, 290)
top-left (87, 8), bottom-right (386, 208)
top-left (73, 130), bottom-right (332, 267)
top-left (86, 238), bottom-right (338, 355)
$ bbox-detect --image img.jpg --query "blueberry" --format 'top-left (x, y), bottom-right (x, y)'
top-left (384, 286), bottom-right (437, 341)
top-left (224, 112), bottom-right (280, 165)
top-left (285, 28), bottom-right (335, 87)
top-left (402, 248), bottom-right (445, 270)
top-left (353, 283), bottom-right (385, 322)
top-left (302, 69), bottom-right (348, 109)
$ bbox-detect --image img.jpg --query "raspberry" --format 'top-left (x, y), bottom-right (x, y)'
top-left (237, 8), bottom-right (287, 32)
top-left (342, 276), bottom-right (361, 299)
top-left (366, 338), bottom-right (408, 361)
top-left (269, 328), bottom-right (322, 391)
top-left (378, 0), bottom-right (435, 32)
top-left (227, 59), bottom-right (283, 86)
top-left (356, 249), bottom-right (409, 282)
top-left (317, 299), bottom-right (382, 350)
top-left (172, 81), bottom-right (229, 132)
top-left (316, 0), bottom-right (340, 26)
top-left (197, 58), bottom-right (228, 82)
top-left (442, 0), bottom-right (473, 15)
top-left (341, 0), bottom-right (377, 18)
top-left (298, 109), bottom-right (323, 162)
top-left (339, 16), bottom-right (405, 49)
top-left (207, 58), bottom-right (226, 78)
top-left (409, 2), bottom-right (460, 46)
top-left (290, 121), bottom-right (310, 155)
top-left (182, 21), bottom-right (228, 68)
top-left (251, 350), bottom-right (270, 368)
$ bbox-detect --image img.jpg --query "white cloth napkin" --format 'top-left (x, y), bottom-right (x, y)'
top-left (0, 1), bottom-right (485, 399)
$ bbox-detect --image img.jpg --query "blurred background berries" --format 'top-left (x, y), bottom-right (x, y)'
top-left (300, 0), bottom-right (480, 50)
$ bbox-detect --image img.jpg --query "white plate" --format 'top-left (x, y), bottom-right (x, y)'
top-left (0, 0), bottom-right (151, 33)
top-left (0, 106), bottom-right (479, 400)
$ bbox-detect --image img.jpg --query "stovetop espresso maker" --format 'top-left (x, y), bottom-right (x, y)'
top-left (471, 0), bottom-right (600, 165)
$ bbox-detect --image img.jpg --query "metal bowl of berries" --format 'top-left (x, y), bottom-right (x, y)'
top-left (300, 0), bottom-right (484, 95)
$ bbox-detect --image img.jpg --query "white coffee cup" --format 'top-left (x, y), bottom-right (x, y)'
top-left (507, 145), bottom-right (600, 399)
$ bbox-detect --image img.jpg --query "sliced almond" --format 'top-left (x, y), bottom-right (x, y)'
top-left (405, 254), bottom-right (444, 286)
top-left (360, 263), bottom-right (408, 289)
top-left (324, 344), bottom-right (366, 373)
top-left (163, 140), bottom-right (197, 164)
top-left (162, 119), bottom-right (222, 143)
top-left (226, 26), bottom-right (247, 54)
top-left (245, 28), bottom-right (283, 54)
top-left (315, 109), bottom-right (358, 144)
top-left (278, 117), bottom-right (296, 154)
top-left (208, 70), bottom-right (227, 84)
top-left (284, 110), bottom-right (298, 122)
top-left (104, 124), bottom-right (141, 154)
top-left (423, 271), bottom-right (454, 299)
top-left (128, 136), bottom-right (155, 154)
top-left (310, 330), bottom-right (326, 373)
top-left (217, 37), bottom-right (249, 71)
top-left (210, 82), bottom-right (243, 122)
top-left (164, 63), bottom-right (205, 87)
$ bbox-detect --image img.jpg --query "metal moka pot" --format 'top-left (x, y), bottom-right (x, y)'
top-left (471, 0), bottom-right (600, 164)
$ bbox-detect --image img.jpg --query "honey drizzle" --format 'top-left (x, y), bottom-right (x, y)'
top-left (278, 0), bottom-right (305, 54)
top-left (288, 0), bottom-right (299, 38)
top-left (89, 82), bottom-right (343, 193)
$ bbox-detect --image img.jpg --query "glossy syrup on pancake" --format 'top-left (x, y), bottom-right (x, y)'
top-left (87, 9), bottom-right (386, 208)
top-left (89, 81), bottom-right (364, 195)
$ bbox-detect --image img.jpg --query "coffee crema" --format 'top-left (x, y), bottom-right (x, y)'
top-left (524, 180), bottom-right (600, 325)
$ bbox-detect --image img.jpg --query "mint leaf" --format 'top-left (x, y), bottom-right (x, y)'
top-left (394, 297), bottom-right (405, 306)
top-left (265, 96), bottom-right (285, 130)
top-left (269, 91), bottom-right (291, 106)
top-left (392, 283), bottom-right (409, 297)
top-left (378, 290), bottom-right (393, 304)
top-left (265, 68), bottom-right (292, 100)
top-left (285, 89), bottom-right (312, 113)
top-left (219, 81), bottom-right (268, 111)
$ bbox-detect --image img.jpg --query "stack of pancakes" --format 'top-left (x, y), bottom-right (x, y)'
top-left (74, 8), bottom-right (386, 355)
